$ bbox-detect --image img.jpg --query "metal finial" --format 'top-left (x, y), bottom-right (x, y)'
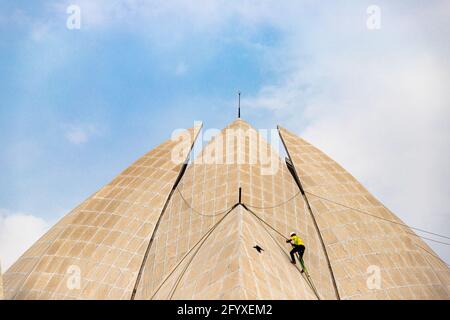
top-left (238, 91), bottom-right (241, 118)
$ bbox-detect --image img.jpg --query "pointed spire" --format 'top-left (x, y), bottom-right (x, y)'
top-left (238, 91), bottom-right (241, 118)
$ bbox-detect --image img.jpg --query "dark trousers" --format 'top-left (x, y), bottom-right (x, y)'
top-left (290, 245), bottom-right (305, 263)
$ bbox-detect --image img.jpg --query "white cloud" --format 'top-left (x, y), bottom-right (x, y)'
top-left (241, 1), bottom-right (450, 261)
top-left (64, 124), bottom-right (98, 145)
top-left (51, 0), bottom-right (303, 46)
top-left (5, 0), bottom-right (448, 264)
top-left (0, 209), bottom-right (50, 272)
top-left (48, 1), bottom-right (449, 260)
top-left (299, 54), bottom-right (450, 261)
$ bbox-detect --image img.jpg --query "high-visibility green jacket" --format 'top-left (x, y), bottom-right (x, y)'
top-left (290, 235), bottom-right (304, 246)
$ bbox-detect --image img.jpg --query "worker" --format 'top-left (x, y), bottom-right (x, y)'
top-left (286, 232), bottom-right (305, 267)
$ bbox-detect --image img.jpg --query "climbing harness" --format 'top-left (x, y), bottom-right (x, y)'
top-left (243, 204), bottom-right (322, 299)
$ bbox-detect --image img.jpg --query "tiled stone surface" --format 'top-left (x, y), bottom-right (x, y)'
top-left (5, 118), bottom-right (447, 300)
top-left (4, 125), bottom-right (201, 300)
top-left (0, 263), bottom-right (3, 300)
top-left (152, 206), bottom-right (317, 299)
top-left (279, 126), bottom-right (450, 300)
top-left (135, 119), bottom-right (336, 299)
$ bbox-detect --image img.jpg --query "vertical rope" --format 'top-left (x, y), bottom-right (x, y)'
top-left (243, 205), bottom-right (321, 300)
top-left (278, 127), bottom-right (341, 300)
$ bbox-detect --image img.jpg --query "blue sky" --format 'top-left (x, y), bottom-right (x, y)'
top-left (0, 1), bottom-right (285, 218)
top-left (1, 1), bottom-right (449, 269)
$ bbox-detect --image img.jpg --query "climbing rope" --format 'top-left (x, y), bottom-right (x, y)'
top-left (259, 220), bottom-right (321, 299)
top-left (150, 204), bottom-right (237, 299)
top-left (173, 140), bottom-right (232, 217)
top-left (176, 187), bottom-right (233, 217)
top-left (244, 205), bottom-right (322, 299)
top-left (242, 205), bottom-right (289, 240)
top-left (415, 243), bottom-right (450, 267)
top-left (305, 190), bottom-right (450, 245)
top-left (245, 190), bottom-right (302, 210)
top-left (408, 234), bottom-right (450, 246)
top-left (167, 204), bottom-right (237, 299)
